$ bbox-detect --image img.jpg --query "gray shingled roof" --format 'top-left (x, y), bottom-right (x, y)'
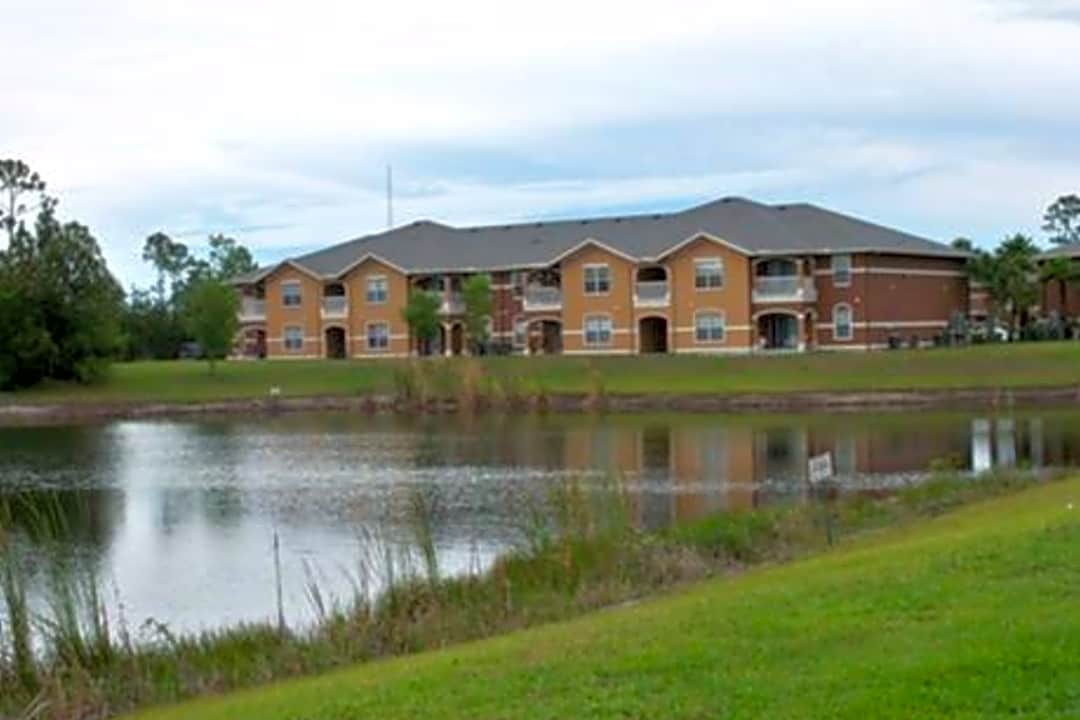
top-left (1038, 244), bottom-right (1080, 260)
top-left (237, 196), bottom-right (964, 282)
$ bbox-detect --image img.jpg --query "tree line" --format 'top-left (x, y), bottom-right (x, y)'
top-left (0, 159), bottom-right (258, 390)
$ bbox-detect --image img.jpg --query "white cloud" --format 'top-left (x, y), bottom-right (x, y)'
top-left (2, 0), bottom-right (1078, 285)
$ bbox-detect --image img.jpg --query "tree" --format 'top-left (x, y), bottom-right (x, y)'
top-left (207, 234), bottom-right (257, 281)
top-left (0, 280), bottom-right (55, 389)
top-left (959, 234), bottom-right (1039, 340)
top-left (951, 237), bottom-right (974, 252)
top-left (183, 278), bottom-right (238, 374)
top-left (461, 274), bottom-right (493, 353)
top-left (991, 234), bottom-right (1040, 338)
top-left (0, 159), bottom-right (47, 245)
top-left (1038, 256), bottom-right (1080, 316)
top-left (402, 290), bottom-right (441, 355)
top-left (121, 287), bottom-right (188, 360)
top-left (141, 232), bottom-right (191, 305)
top-left (1043, 194), bottom-right (1080, 245)
top-left (0, 200), bottom-right (123, 388)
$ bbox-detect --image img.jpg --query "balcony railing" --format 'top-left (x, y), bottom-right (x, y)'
top-left (634, 280), bottom-right (670, 307)
top-left (523, 285), bottom-right (562, 311)
top-left (441, 292), bottom-right (465, 315)
top-left (238, 298), bottom-right (265, 321)
top-left (321, 296), bottom-right (348, 317)
top-left (752, 276), bottom-right (817, 303)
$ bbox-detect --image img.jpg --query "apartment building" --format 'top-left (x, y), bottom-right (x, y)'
top-left (230, 197), bottom-right (970, 358)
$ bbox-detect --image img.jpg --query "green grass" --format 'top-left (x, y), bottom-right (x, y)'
top-left (5, 342), bottom-right (1080, 405)
top-left (128, 477), bottom-right (1080, 720)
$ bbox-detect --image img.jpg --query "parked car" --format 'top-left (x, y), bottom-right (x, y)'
top-left (177, 341), bottom-right (203, 359)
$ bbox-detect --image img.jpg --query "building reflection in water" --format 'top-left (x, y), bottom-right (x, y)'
top-left (556, 414), bottom-right (1068, 528)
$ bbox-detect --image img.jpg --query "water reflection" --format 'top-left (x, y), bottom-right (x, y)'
top-left (1, 410), bottom-right (1078, 632)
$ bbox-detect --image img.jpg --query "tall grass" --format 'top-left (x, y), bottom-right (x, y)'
top-left (0, 469), bottom-right (1061, 720)
top-left (389, 358), bottom-right (572, 412)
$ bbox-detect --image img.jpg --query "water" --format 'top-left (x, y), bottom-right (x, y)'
top-left (1, 409), bottom-right (1078, 635)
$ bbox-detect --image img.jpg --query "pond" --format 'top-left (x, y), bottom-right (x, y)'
top-left (1, 409), bottom-right (1078, 635)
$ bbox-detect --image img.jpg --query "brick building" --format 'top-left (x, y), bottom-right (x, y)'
top-left (230, 197), bottom-right (970, 358)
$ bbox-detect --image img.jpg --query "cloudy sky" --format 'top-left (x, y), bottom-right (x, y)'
top-left (3, 0), bottom-right (1079, 287)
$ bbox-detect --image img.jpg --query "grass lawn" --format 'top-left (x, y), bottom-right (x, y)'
top-left (127, 477), bottom-right (1080, 720)
top-left (3, 341), bottom-right (1080, 405)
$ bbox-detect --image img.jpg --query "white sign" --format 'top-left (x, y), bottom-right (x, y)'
top-left (808, 452), bottom-right (834, 484)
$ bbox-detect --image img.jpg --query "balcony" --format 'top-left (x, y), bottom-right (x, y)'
top-left (634, 280), bottom-right (670, 307)
top-left (523, 285), bottom-right (562, 311)
top-left (752, 276), bottom-right (817, 303)
top-left (238, 298), bottom-right (265, 322)
top-left (441, 292), bottom-right (465, 315)
top-left (321, 296), bottom-right (348, 318)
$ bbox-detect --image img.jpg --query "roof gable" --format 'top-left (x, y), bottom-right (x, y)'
top-left (229, 196), bottom-right (963, 283)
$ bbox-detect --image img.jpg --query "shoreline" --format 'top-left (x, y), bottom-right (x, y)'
top-left (1, 385), bottom-right (1078, 425)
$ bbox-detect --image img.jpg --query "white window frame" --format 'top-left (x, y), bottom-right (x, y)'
top-left (583, 264), bottom-right (611, 296)
top-left (281, 281), bottom-right (302, 307)
top-left (283, 325), bottom-right (304, 351)
top-left (366, 275), bottom-right (388, 304)
top-left (694, 310), bottom-right (726, 343)
top-left (833, 303), bottom-right (853, 341)
top-left (832, 254), bottom-right (852, 288)
top-left (366, 322), bottom-right (390, 351)
top-left (583, 314), bottom-right (613, 347)
top-left (694, 258), bottom-right (724, 290)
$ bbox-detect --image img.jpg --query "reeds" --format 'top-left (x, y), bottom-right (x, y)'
top-left (390, 358), bottom-right (597, 413)
top-left (0, 468), bottom-right (1056, 720)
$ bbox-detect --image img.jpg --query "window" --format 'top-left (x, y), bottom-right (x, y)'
top-left (832, 254), bottom-right (852, 287)
top-left (583, 315), bottom-right (612, 346)
top-left (833, 303), bottom-right (853, 341)
top-left (366, 322), bottom-right (389, 350)
top-left (583, 265), bottom-right (610, 295)
top-left (695, 312), bottom-right (726, 343)
top-left (694, 259), bottom-right (724, 289)
top-left (284, 326), bottom-right (303, 351)
top-left (366, 276), bottom-right (388, 304)
top-left (513, 318), bottom-right (527, 347)
top-left (281, 282), bottom-right (302, 307)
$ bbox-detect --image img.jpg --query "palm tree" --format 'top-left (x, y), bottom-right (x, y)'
top-left (960, 235), bottom-right (1039, 339)
top-left (994, 234), bottom-right (1039, 337)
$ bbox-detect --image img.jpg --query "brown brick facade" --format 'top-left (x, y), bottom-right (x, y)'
top-left (243, 247), bottom-right (968, 358)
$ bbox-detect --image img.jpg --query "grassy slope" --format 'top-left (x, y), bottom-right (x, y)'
top-left (131, 478), bottom-right (1080, 720)
top-left (7, 342), bottom-right (1080, 404)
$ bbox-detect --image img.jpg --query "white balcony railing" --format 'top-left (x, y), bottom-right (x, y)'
top-left (752, 276), bottom-right (817, 303)
top-left (441, 292), bottom-right (465, 315)
top-left (238, 298), bottom-right (266, 321)
top-left (634, 280), bottom-right (670, 307)
top-left (523, 285), bottom-right (562, 311)
top-left (321, 296), bottom-right (348, 317)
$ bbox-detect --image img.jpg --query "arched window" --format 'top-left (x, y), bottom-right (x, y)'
top-left (833, 303), bottom-right (853, 341)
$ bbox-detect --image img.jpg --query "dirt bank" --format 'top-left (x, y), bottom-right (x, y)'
top-left (1, 385), bottom-right (1078, 426)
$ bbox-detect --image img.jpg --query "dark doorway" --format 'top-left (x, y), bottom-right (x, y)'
top-left (450, 323), bottom-right (465, 356)
top-left (529, 319), bottom-right (563, 354)
top-left (639, 317), bottom-right (668, 354)
top-left (325, 327), bottom-right (346, 359)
